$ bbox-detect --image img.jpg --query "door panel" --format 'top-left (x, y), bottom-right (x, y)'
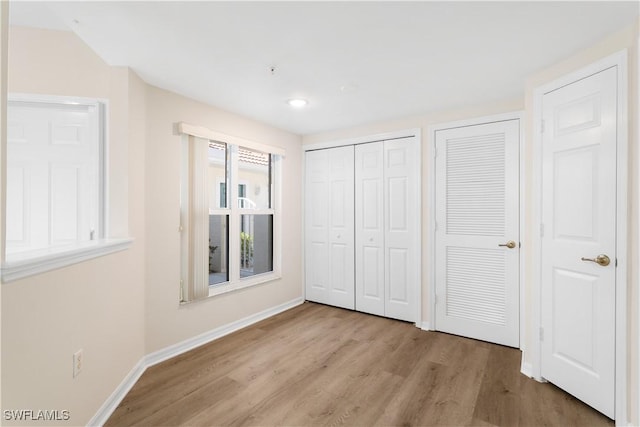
top-left (355, 142), bottom-right (385, 316)
top-left (388, 177), bottom-right (408, 230)
top-left (384, 138), bottom-right (418, 322)
top-left (309, 242), bottom-right (328, 291)
top-left (330, 243), bottom-right (348, 292)
top-left (304, 146), bottom-right (355, 309)
top-left (50, 165), bottom-right (81, 243)
top-left (388, 248), bottom-right (408, 302)
top-left (445, 246), bottom-right (507, 326)
top-left (541, 67), bottom-right (616, 418)
top-left (435, 120), bottom-right (519, 347)
top-left (553, 148), bottom-right (597, 240)
top-left (6, 166), bottom-right (27, 245)
top-left (552, 268), bottom-right (598, 372)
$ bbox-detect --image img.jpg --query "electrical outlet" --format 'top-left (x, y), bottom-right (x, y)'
top-left (73, 349), bottom-right (83, 378)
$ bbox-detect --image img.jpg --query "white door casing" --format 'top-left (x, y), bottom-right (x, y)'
top-left (304, 146), bottom-right (355, 309)
top-left (540, 66), bottom-right (617, 418)
top-left (434, 120), bottom-right (520, 348)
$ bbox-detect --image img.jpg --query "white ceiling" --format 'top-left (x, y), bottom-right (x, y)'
top-left (9, 1), bottom-right (640, 135)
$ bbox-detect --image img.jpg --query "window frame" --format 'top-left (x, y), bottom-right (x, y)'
top-left (1, 93), bottom-right (132, 283)
top-left (178, 123), bottom-right (283, 302)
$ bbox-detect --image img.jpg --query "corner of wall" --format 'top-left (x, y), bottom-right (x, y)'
top-left (0, 2), bottom-right (10, 422)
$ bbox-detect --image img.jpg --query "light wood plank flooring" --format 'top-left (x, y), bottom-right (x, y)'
top-left (106, 302), bottom-right (613, 426)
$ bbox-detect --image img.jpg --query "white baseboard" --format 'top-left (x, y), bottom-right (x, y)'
top-left (89, 297), bottom-right (304, 426)
top-left (145, 297), bottom-right (304, 367)
top-left (87, 359), bottom-right (146, 427)
top-left (520, 360), bottom-right (533, 378)
top-left (420, 321), bottom-right (431, 331)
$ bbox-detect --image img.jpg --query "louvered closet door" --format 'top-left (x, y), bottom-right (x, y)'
top-left (435, 120), bottom-right (519, 347)
top-left (305, 146), bottom-right (355, 309)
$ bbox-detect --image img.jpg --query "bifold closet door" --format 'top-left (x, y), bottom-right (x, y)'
top-left (355, 138), bottom-right (418, 322)
top-left (305, 146), bottom-right (355, 309)
top-left (355, 142), bottom-right (385, 316)
top-left (383, 138), bottom-right (419, 322)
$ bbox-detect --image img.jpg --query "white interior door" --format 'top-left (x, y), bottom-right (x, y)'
top-left (540, 67), bottom-right (617, 418)
top-left (435, 120), bottom-right (520, 347)
top-left (7, 101), bottom-right (98, 254)
top-left (383, 137), bottom-right (418, 322)
top-left (304, 146), bottom-right (355, 309)
top-left (355, 142), bottom-right (385, 316)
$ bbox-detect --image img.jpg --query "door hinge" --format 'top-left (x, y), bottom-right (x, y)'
top-left (434, 147), bottom-right (438, 158)
top-left (434, 221), bottom-right (439, 232)
top-left (540, 223), bottom-right (545, 237)
top-left (435, 294), bottom-right (439, 305)
top-left (539, 327), bottom-right (544, 342)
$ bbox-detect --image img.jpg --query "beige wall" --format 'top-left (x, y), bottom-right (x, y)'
top-left (1, 26), bottom-right (304, 425)
top-left (2, 27), bottom-right (147, 425)
top-left (143, 85), bottom-right (302, 354)
top-left (0, 2), bottom-right (9, 417)
top-left (303, 20), bottom-right (640, 425)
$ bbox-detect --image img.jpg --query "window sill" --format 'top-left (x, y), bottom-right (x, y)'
top-left (204, 271), bottom-right (281, 299)
top-left (1, 238), bottom-right (134, 283)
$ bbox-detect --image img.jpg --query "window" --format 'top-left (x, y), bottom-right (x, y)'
top-left (237, 146), bottom-right (274, 278)
top-left (207, 142), bottom-right (229, 286)
top-left (1, 95), bottom-right (130, 282)
top-left (179, 125), bottom-right (282, 302)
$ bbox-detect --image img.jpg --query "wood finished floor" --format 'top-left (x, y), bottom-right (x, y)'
top-left (106, 302), bottom-right (613, 427)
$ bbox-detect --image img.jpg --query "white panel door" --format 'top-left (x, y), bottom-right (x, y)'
top-left (304, 146), bottom-right (355, 309)
top-left (355, 142), bottom-right (385, 316)
top-left (435, 120), bottom-right (519, 347)
top-left (6, 102), bottom-right (98, 254)
top-left (540, 67), bottom-right (617, 418)
top-left (384, 137), bottom-right (418, 322)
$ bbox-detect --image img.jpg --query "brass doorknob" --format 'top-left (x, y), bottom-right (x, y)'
top-left (498, 240), bottom-right (517, 249)
top-left (581, 254), bottom-right (611, 267)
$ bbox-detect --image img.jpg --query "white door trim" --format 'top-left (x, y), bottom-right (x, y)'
top-left (637, 35), bottom-right (640, 426)
top-left (302, 128), bottom-right (422, 326)
top-left (531, 50), bottom-right (628, 424)
top-left (427, 112), bottom-right (525, 349)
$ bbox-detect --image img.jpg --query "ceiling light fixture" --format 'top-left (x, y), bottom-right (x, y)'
top-left (287, 98), bottom-right (308, 108)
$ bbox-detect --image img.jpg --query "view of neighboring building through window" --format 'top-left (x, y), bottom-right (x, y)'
top-left (208, 142), bottom-right (229, 285)
top-left (237, 147), bottom-right (273, 278)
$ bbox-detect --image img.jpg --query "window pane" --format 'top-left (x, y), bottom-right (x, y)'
top-left (209, 215), bottom-right (229, 286)
top-left (237, 147), bottom-right (271, 209)
top-left (208, 141), bottom-right (228, 209)
top-left (240, 214), bottom-right (273, 277)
